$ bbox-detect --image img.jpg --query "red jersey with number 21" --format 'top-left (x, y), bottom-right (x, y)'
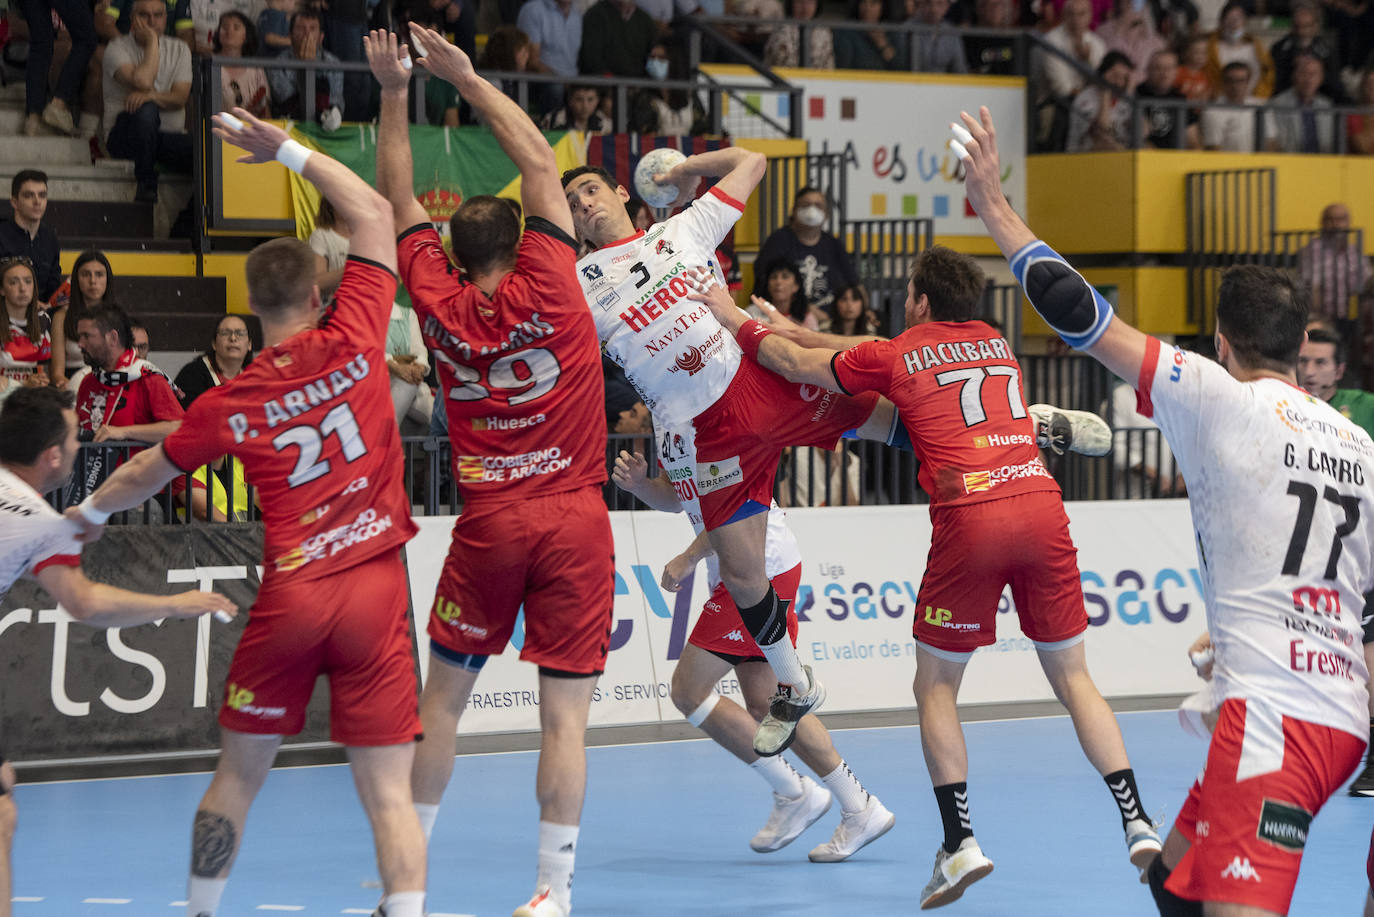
top-left (832, 320), bottom-right (1058, 508)
top-left (161, 257), bottom-right (418, 580)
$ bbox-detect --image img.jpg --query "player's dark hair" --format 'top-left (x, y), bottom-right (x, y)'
top-left (81, 305), bottom-right (133, 350)
top-left (1304, 322), bottom-right (1347, 365)
top-left (245, 237), bottom-right (317, 317)
top-left (11, 170), bottom-right (46, 200)
top-left (910, 245), bottom-right (987, 322)
top-left (1216, 265), bottom-right (1307, 372)
top-left (561, 164), bottom-right (619, 190)
top-left (449, 195), bottom-right (521, 275)
top-left (0, 386), bottom-right (74, 466)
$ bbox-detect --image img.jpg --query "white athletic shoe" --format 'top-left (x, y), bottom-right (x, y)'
top-left (753, 666), bottom-right (826, 757)
top-left (808, 794), bottom-right (896, 862)
top-left (919, 837), bottom-right (994, 909)
top-left (750, 776), bottom-right (832, 853)
top-left (1125, 817), bottom-right (1163, 882)
top-left (513, 886), bottom-right (567, 917)
top-left (1028, 403), bottom-right (1112, 457)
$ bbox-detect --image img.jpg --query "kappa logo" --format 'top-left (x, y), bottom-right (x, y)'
top-left (581, 263), bottom-right (603, 282)
top-left (724, 629), bottom-right (745, 642)
top-left (1219, 858), bottom-right (1261, 882)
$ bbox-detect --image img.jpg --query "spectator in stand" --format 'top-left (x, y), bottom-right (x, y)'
top-left (636, 0), bottom-right (701, 35)
top-left (1200, 60), bottom-right (1260, 150)
top-left (1264, 52), bottom-right (1336, 152)
top-left (626, 198), bottom-right (655, 230)
top-left (20, 0), bottom-right (96, 136)
top-left (1298, 202), bottom-right (1371, 322)
top-left (963, 0), bottom-right (1018, 76)
top-left (267, 10), bottom-right (343, 126)
top-left (764, 0), bottom-right (835, 68)
top-left (753, 187), bottom-right (858, 312)
top-left (1066, 50), bottom-right (1134, 151)
top-left (722, 0), bottom-right (785, 59)
top-left (1300, 322), bottom-right (1374, 431)
top-left (1271, 0), bottom-right (1345, 102)
top-left (1349, 69), bottom-right (1374, 154)
top-left (478, 26), bottom-right (534, 102)
top-left (605, 378), bottom-right (651, 435)
top-left (1204, 1), bottom-right (1273, 98)
top-left (907, 0), bottom-right (968, 73)
top-left (215, 11), bottom-right (270, 117)
top-left (174, 313), bottom-right (252, 408)
top-left (324, 0), bottom-right (371, 121)
top-left (539, 84), bottom-right (609, 131)
top-left (1137, 49), bottom-right (1199, 148)
top-left (516, 0), bottom-right (583, 114)
top-left (1326, 0), bottom-right (1374, 86)
top-left (1043, 0), bottom-right (1110, 28)
top-left (759, 261), bottom-right (824, 330)
top-left (579, 0), bottom-right (657, 78)
top-left (1105, 378), bottom-right (1182, 497)
top-left (102, 0), bottom-right (193, 204)
top-left (256, 0), bottom-right (295, 53)
top-left (1175, 35), bottom-right (1213, 100)
top-left (309, 196), bottom-right (349, 297)
top-left (1096, 0), bottom-right (1164, 89)
top-left (1034, 0), bottom-right (1106, 146)
top-left (0, 171), bottom-right (61, 304)
top-left (179, 0), bottom-right (256, 56)
top-left (834, 0), bottom-right (909, 70)
top-left (0, 258), bottom-right (52, 397)
top-left (386, 302), bottom-right (433, 432)
top-left (47, 250), bottom-right (116, 390)
top-left (820, 284), bottom-right (881, 337)
top-left (99, 0), bottom-right (190, 41)
top-left (74, 306), bottom-right (181, 443)
top-left (129, 317), bottom-right (150, 360)
top-left (631, 42), bottom-right (705, 133)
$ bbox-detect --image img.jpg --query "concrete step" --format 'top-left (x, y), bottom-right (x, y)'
top-left (0, 135), bottom-right (93, 166)
top-left (122, 275), bottom-right (228, 315)
top-left (0, 200), bottom-right (155, 240)
top-left (0, 161), bottom-right (137, 202)
top-left (0, 106), bottom-right (26, 135)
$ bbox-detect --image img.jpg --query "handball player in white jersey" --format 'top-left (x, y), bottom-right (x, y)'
top-left (563, 159), bottom-right (901, 757)
top-left (960, 105), bottom-right (1374, 916)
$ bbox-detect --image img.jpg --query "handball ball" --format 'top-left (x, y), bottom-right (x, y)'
top-left (634, 148), bottom-right (688, 208)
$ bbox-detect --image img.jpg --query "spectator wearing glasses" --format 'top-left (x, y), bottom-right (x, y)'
top-left (129, 318), bottom-right (151, 362)
top-left (174, 313), bottom-right (253, 409)
top-left (1200, 60), bottom-right (1260, 151)
top-left (0, 171), bottom-right (62, 305)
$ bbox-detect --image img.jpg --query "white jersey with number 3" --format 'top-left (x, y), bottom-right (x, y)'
top-left (0, 466), bottom-right (81, 598)
top-left (1137, 339), bottom-right (1374, 739)
top-left (577, 187), bottom-right (746, 427)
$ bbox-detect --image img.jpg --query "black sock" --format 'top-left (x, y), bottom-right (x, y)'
top-left (1145, 855), bottom-right (1203, 917)
top-left (933, 782), bottom-right (973, 854)
top-left (736, 585), bottom-right (788, 647)
top-left (1105, 768), bottom-right (1144, 829)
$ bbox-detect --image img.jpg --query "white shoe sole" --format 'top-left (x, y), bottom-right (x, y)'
top-left (751, 790), bottom-right (832, 853)
top-left (808, 810), bottom-right (896, 862)
top-left (1129, 839), bottom-right (1161, 883)
top-left (920, 861), bottom-right (994, 910)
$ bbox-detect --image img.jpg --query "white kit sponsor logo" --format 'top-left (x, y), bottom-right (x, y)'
top-left (695, 456), bottom-right (743, 495)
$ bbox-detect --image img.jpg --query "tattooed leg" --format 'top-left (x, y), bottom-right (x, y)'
top-left (191, 811), bottom-right (238, 878)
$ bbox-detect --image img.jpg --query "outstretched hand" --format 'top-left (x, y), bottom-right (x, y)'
top-left (410, 24), bottom-right (476, 88)
top-left (611, 450), bottom-right (650, 493)
top-left (682, 267), bottom-right (746, 333)
top-left (951, 106), bottom-right (1003, 218)
top-left (211, 107), bottom-right (291, 164)
top-left (747, 294), bottom-right (811, 342)
top-left (365, 29), bottom-right (412, 92)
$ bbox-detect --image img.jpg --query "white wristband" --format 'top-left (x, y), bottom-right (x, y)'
top-left (76, 497), bottom-right (111, 526)
top-left (275, 139), bottom-right (313, 173)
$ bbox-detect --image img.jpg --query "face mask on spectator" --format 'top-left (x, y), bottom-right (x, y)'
top-left (1223, 27), bottom-right (1244, 41)
top-left (646, 58), bottom-right (670, 80)
top-left (796, 204), bottom-right (826, 227)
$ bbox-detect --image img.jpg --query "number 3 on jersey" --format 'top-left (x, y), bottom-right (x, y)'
top-left (444, 347), bottom-right (561, 407)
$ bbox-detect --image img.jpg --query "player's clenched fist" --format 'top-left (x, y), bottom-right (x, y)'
top-left (611, 450), bottom-right (649, 492)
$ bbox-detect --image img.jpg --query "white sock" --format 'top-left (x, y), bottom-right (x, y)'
top-left (820, 760), bottom-right (870, 815)
top-left (379, 890), bottom-right (425, 917)
top-left (185, 876), bottom-right (227, 916)
top-left (536, 821), bottom-right (579, 913)
top-left (415, 802), bottom-right (439, 841)
top-left (758, 638), bottom-right (808, 690)
top-left (749, 755), bottom-right (804, 797)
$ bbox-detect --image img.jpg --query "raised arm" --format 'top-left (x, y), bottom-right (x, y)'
top-left (956, 106), bottom-right (1149, 384)
top-left (657, 146), bottom-right (767, 212)
top-left (411, 25), bottom-right (573, 236)
top-left (68, 443), bottom-right (183, 532)
top-left (366, 29), bottom-right (434, 234)
top-left (211, 107), bottom-right (396, 273)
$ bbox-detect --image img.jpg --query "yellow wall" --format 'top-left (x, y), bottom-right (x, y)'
top-left (60, 250), bottom-right (197, 278)
top-left (217, 134), bottom-right (295, 222)
top-left (202, 253), bottom-right (252, 314)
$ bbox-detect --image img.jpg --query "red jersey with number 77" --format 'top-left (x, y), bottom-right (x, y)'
top-left (831, 320), bottom-right (1059, 508)
top-left (396, 217), bottom-right (606, 504)
top-left (161, 256), bottom-right (419, 580)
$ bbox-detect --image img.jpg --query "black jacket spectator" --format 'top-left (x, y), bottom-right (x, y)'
top-left (752, 188), bottom-right (858, 312)
top-left (0, 172), bottom-right (61, 304)
top-left (578, 0), bottom-right (657, 77)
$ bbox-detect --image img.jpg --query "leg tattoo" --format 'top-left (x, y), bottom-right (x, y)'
top-left (191, 810), bottom-right (237, 878)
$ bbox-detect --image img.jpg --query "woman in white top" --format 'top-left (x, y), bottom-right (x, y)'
top-left (215, 12), bottom-right (271, 118)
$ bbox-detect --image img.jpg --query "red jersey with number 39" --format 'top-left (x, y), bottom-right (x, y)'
top-left (832, 320), bottom-right (1058, 508)
top-left (162, 257), bottom-right (418, 580)
top-left (397, 218), bottom-right (606, 504)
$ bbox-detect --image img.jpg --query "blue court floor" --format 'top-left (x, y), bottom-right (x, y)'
top-left (13, 711), bottom-right (1373, 915)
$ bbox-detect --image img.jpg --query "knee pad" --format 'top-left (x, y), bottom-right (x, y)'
top-left (737, 587), bottom-right (788, 646)
top-left (1145, 855), bottom-right (1203, 917)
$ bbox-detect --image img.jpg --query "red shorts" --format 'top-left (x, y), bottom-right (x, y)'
top-left (690, 565), bottom-right (801, 659)
top-left (220, 549), bottom-right (420, 746)
top-left (692, 355), bottom-right (879, 530)
top-left (1167, 697), bottom-right (1366, 913)
top-left (914, 490), bottom-right (1085, 653)
top-left (428, 485), bottom-right (614, 674)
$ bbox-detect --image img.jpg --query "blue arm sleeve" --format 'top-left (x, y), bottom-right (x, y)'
top-left (1009, 241), bottom-right (1115, 350)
